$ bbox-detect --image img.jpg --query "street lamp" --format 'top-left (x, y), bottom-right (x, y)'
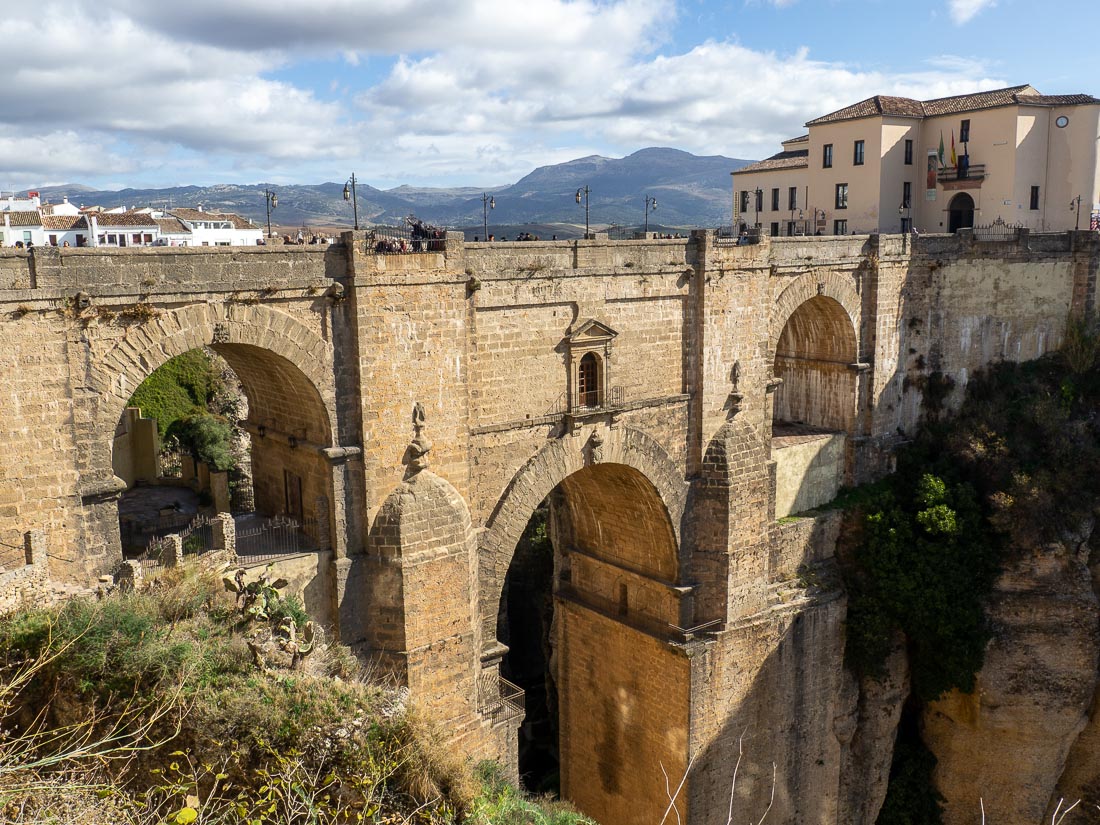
top-left (644, 195), bottom-right (657, 236)
top-left (1071, 195), bottom-right (1083, 231)
top-left (263, 189), bottom-right (277, 239)
top-left (482, 193), bottom-right (495, 241)
top-left (898, 201), bottom-right (912, 232)
top-left (575, 186), bottom-right (590, 238)
top-left (343, 174), bottom-right (359, 231)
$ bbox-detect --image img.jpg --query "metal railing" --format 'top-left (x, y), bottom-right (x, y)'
top-left (547, 385), bottom-right (625, 416)
top-left (972, 218), bottom-right (1023, 242)
top-left (716, 225), bottom-right (764, 246)
top-left (477, 669), bottom-right (525, 724)
top-left (365, 216), bottom-right (446, 254)
top-left (135, 513), bottom-right (214, 570)
top-left (937, 163), bottom-right (986, 182)
top-left (235, 515), bottom-right (319, 563)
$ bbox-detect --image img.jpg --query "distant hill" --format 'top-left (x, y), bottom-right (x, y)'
top-left (31, 148), bottom-right (752, 231)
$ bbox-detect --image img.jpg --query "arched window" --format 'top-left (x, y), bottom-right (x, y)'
top-left (578, 352), bottom-right (601, 408)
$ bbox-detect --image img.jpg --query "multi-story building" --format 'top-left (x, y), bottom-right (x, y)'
top-left (733, 84), bottom-right (1100, 235)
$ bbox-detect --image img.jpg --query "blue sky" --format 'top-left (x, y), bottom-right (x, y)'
top-left (0, 0), bottom-right (1093, 192)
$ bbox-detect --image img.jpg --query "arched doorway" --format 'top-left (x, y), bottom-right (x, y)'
top-left (771, 295), bottom-right (858, 515)
top-left (113, 342), bottom-right (334, 561)
top-left (495, 460), bottom-right (688, 824)
top-left (948, 192), bottom-right (975, 232)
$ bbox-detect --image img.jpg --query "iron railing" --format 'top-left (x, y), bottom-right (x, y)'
top-left (972, 218), bottom-right (1023, 242)
top-left (235, 515), bottom-right (319, 563)
top-left (716, 225), bottom-right (764, 246)
top-left (937, 163), bottom-right (986, 182)
top-left (547, 385), bottom-right (625, 416)
top-left (365, 216), bottom-right (446, 254)
top-left (477, 669), bottom-right (525, 724)
top-left (135, 513), bottom-right (214, 570)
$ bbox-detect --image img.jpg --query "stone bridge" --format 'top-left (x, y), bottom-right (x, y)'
top-left (1, 229), bottom-right (1095, 824)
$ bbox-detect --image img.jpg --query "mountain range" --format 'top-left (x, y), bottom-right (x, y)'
top-left (33, 147), bottom-right (752, 234)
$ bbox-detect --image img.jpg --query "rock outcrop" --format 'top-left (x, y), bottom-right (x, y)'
top-left (921, 543), bottom-right (1100, 825)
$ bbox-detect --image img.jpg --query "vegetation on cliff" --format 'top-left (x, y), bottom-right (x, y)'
top-left (0, 568), bottom-right (586, 824)
top-left (840, 318), bottom-right (1100, 824)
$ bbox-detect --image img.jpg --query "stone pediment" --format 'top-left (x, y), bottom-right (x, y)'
top-left (565, 318), bottom-right (618, 345)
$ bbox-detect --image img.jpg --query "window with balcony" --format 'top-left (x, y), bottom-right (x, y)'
top-left (960, 119), bottom-right (970, 143)
top-left (853, 140), bottom-right (865, 166)
top-left (835, 183), bottom-right (848, 209)
top-left (823, 144), bottom-right (833, 168)
top-left (904, 139), bottom-right (913, 165)
top-left (578, 353), bottom-right (601, 408)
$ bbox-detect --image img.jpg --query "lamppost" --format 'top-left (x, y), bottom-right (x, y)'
top-left (482, 193), bottom-right (495, 240)
top-left (898, 201), bottom-right (912, 232)
top-left (1071, 195), bottom-right (1083, 231)
top-left (575, 186), bottom-right (590, 238)
top-left (263, 189), bottom-right (277, 239)
top-left (343, 174), bottom-right (359, 231)
top-left (643, 195), bottom-right (658, 237)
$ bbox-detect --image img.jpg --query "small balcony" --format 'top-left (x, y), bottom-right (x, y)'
top-left (549, 385), bottom-right (626, 417)
top-left (937, 163), bottom-right (986, 183)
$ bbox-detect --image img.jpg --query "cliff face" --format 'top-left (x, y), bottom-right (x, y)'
top-left (920, 540), bottom-right (1100, 824)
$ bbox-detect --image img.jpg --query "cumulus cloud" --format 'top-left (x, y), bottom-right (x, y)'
top-left (0, 0), bottom-right (1004, 189)
top-left (947, 0), bottom-right (995, 23)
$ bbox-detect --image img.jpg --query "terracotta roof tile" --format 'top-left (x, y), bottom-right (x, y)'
top-left (169, 208), bottom-right (255, 230)
top-left (732, 149), bottom-right (809, 174)
top-left (807, 95), bottom-right (924, 125)
top-left (155, 217), bottom-right (191, 234)
top-left (920, 84), bottom-right (1034, 116)
top-left (41, 215), bottom-right (88, 230)
top-left (1016, 93), bottom-right (1100, 107)
top-left (92, 212), bottom-right (159, 227)
top-left (3, 211), bottom-right (42, 227)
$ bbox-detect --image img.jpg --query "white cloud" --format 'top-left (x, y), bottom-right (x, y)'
top-left (947, 0), bottom-right (995, 24)
top-left (0, 0), bottom-right (1005, 189)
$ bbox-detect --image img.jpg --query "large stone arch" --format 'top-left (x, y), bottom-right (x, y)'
top-left (770, 270), bottom-right (862, 365)
top-left (94, 302), bottom-right (337, 445)
top-left (479, 425), bottom-right (687, 650)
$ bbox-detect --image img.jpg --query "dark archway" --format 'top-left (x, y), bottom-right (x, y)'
top-left (496, 460), bottom-right (687, 823)
top-left (949, 192), bottom-right (975, 232)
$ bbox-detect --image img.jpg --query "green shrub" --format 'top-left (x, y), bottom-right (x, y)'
top-left (127, 350), bottom-right (220, 438)
top-left (168, 413), bottom-right (237, 472)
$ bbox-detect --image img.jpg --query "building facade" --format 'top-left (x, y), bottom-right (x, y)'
top-left (734, 85), bottom-right (1100, 235)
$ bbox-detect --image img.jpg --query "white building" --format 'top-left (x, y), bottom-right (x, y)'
top-left (42, 214), bottom-right (91, 247)
top-left (168, 207), bottom-right (263, 246)
top-left (89, 212), bottom-right (161, 247)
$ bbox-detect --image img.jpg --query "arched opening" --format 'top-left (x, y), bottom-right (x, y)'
top-left (114, 343), bottom-right (334, 561)
top-left (495, 461), bottom-right (687, 823)
top-left (577, 352), bottom-right (601, 409)
top-left (771, 296), bottom-right (857, 515)
top-left (948, 192), bottom-right (975, 233)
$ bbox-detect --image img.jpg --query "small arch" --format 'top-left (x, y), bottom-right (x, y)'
top-left (770, 271), bottom-right (861, 365)
top-left (949, 192), bottom-right (975, 232)
top-left (772, 295), bottom-right (858, 431)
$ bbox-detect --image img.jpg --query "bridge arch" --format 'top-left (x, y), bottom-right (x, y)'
top-left (481, 427), bottom-right (690, 820)
top-left (769, 271), bottom-right (861, 364)
top-left (92, 303), bottom-right (339, 558)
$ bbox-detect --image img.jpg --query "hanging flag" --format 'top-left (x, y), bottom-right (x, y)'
top-left (950, 130), bottom-right (958, 168)
top-left (938, 132), bottom-right (945, 168)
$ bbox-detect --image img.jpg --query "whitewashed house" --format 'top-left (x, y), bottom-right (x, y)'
top-left (89, 212), bottom-right (161, 247)
top-left (169, 207), bottom-right (263, 246)
top-left (42, 214), bottom-right (91, 247)
top-left (1, 211), bottom-right (44, 247)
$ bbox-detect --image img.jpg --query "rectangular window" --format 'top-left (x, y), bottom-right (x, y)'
top-left (770, 222), bottom-right (779, 237)
top-left (49, 235), bottom-right (57, 246)
top-left (143, 233), bottom-right (153, 244)
top-left (823, 143), bottom-right (833, 168)
top-left (107, 234), bottom-right (117, 245)
top-left (754, 189), bottom-right (763, 213)
top-left (902, 181), bottom-right (912, 208)
top-left (787, 220), bottom-right (796, 236)
top-left (853, 139), bottom-right (865, 166)
top-left (1030, 185), bottom-right (1040, 210)
top-left (904, 139), bottom-right (914, 165)
top-left (771, 188), bottom-right (780, 211)
top-left (960, 119), bottom-right (970, 143)
top-left (788, 186), bottom-right (798, 210)
top-left (23, 231), bottom-right (32, 244)
top-left (834, 219), bottom-right (848, 235)
top-left (835, 183), bottom-right (848, 209)
top-left (739, 190), bottom-right (750, 213)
